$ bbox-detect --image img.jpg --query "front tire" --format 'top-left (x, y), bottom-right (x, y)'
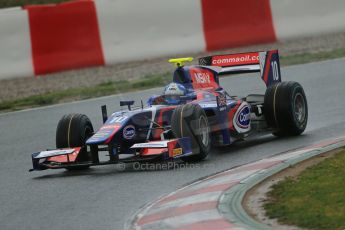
top-left (171, 104), bottom-right (211, 162)
top-left (56, 113), bottom-right (96, 170)
top-left (264, 81), bottom-right (308, 136)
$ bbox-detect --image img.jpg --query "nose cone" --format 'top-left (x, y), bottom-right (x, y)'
top-left (86, 124), bottom-right (121, 145)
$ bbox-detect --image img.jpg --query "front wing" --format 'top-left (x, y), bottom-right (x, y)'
top-left (30, 138), bottom-right (192, 171)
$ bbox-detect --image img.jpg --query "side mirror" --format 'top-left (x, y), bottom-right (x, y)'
top-left (120, 100), bottom-right (135, 110)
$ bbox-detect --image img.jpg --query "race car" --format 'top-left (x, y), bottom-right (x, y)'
top-left (30, 50), bottom-right (308, 171)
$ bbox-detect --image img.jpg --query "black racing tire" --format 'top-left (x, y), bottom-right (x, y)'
top-left (171, 104), bottom-right (211, 162)
top-left (264, 81), bottom-right (308, 136)
top-left (56, 113), bottom-right (96, 170)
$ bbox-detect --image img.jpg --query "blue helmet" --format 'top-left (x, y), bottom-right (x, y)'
top-left (163, 83), bottom-right (187, 105)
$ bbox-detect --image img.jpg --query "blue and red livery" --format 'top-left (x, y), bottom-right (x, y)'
top-left (30, 50), bottom-right (308, 172)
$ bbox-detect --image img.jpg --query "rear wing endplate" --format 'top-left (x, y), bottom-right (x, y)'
top-left (199, 50), bottom-right (281, 87)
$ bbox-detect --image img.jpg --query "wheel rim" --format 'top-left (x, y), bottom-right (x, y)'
top-left (294, 93), bottom-right (306, 123)
top-left (199, 116), bottom-right (210, 146)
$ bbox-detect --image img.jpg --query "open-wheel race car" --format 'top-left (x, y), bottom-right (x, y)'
top-left (30, 50), bottom-right (308, 171)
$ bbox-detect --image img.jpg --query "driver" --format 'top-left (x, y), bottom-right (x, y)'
top-left (163, 82), bottom-right (187, 105)
top-left (147, 82), bottom-right (187, 105)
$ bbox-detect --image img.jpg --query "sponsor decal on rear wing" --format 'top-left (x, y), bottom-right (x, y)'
top-left (199, 50), bottom-right (281, 87)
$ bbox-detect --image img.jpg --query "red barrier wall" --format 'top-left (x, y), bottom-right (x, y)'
top-left (201, 0), bottom-right (276, 51)
top-left (3, 0), bottom-right (343, 79)
top-left (26, 0), bottom-right (104, 75)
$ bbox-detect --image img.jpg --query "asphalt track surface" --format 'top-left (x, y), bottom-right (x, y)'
top-left (1, 58), bottom-right (345, 230)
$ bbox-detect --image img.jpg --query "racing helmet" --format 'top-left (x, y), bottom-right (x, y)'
top-left (163, 82), bottom-right (187, 105)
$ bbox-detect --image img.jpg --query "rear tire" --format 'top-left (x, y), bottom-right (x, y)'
top-left (264, 81), bottom-right (308, 136)
top-left (171, 104), bottom-right (211, 162)
top-left (56, 114), bottom-right (96, 170)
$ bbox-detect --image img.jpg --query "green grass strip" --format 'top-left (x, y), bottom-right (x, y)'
top-left (280, 47), bottom-right (345, 66)
top-left (264, 149), bottom-right (345, 230)
top-left (1, 48), bottom-right (345, 112)
top-left (0, 0), bottom-right (70, 8)
top-left (0, 73), bottom-right (170, 111)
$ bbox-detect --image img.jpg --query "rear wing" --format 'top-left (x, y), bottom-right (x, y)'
top-left (199, 50), bottom-right (281, 87)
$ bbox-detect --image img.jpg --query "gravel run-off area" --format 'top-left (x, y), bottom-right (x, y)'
top-left (1, 31), bottom-right (345, 102)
